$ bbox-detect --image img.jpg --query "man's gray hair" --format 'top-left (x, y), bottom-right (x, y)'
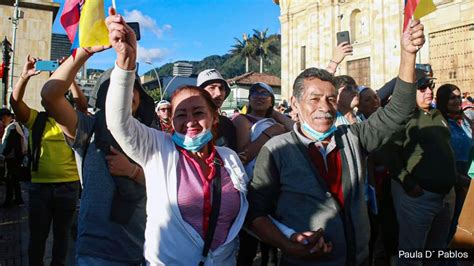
top-left (292, 68), bottom-right (336, 100)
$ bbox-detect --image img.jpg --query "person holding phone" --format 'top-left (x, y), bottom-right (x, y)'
top-left (326, 32), bottom-right (353, 75)
top-left (104, 8), bottom-right (249, 265)
top-left (10, 55), bottom-right (83, 266)
top-left (40, 43), bottom-right (155, 265)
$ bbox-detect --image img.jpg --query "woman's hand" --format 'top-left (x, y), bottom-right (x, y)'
top-left (332, 42), bottom-right (353, 64)
top-left (21, 55), bottom-right (40, 79)
top-left (105, 7), bottom-right (137, 70)
top-left (264, 123), bottom-right (286, 138)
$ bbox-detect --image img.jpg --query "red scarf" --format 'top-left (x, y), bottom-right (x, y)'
top-left (308, 144), bottom-right (344, 208)
top-left (159, 119), bottom-right (173, 134)
top-left (178, 144), bottom-right (222, 235)
top-left (448, 113), bottom-right (463, 126)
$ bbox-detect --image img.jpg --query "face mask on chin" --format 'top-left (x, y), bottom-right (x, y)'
top-left (172, 130), bottom-right (213, 152)
top-left (301, 119), bottom-right (337, 142)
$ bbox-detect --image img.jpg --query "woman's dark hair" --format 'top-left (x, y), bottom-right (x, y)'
top-left (334, 75), bottom-right (357, 89)
top-left (170, 85), bottom-right (219, 140)
top-left (436, 83), bottom-right (461, 119)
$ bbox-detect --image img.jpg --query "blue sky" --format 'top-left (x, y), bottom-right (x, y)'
top-left (52, 0), bottom-right (281, 75)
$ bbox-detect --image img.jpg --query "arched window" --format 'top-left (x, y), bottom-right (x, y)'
top-left (350, 9), bottom-right (368, 42)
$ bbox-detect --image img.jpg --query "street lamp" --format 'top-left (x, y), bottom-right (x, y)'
top-left (2, 37), bottom-right (12, 106)
top-left (145, 61), bottom-right (163, 100)
top-left (162, 75), bottom-right (178, 100)
top-left (8, 0), bottom-right (24, 98)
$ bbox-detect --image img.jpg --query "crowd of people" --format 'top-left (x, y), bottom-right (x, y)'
top-left (0, 7), bottom-right (472, 266)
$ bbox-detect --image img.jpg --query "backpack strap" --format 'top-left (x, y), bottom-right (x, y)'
top-left (198, 158), bottom-right (222, 266)
top-left (31, 111), bottom-right (48, 171)
top-left (81, 120), bottom-right (96, 177)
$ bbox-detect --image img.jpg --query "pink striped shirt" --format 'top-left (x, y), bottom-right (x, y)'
top-left (177, 152), bottom-right (240, 250)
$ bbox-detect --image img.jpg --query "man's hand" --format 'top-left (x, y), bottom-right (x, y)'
top-left (283, 229), bottom-right (333, 260)
top-left (21, 55), bottom-right (40, 79)
top-left (406, 184), bottom-right (424, 198)
top-left (105, 7), bottom-right (137, 70)
top-left (105, 146), bottom-right (134, 177)
top-left (332, 42), bottom-right (353, 64)
top-left (401, 19), bottom-right (425, 54)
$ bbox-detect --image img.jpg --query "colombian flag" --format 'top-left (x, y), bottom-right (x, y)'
top-left (403, 0), bottom-right (437, 32)
top-left (60, 0), bottom-right (110, 54)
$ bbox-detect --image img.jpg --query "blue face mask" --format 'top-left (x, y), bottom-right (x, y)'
top-left (302, 122), bottom-right (337, 141)
top-left (172, 130), bottom-right (213, 152)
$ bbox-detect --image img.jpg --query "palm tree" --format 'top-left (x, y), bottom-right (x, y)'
top-left (252, 29), bottom-right (280, 73)
top-left (230, 33), bottom-right (255, 73)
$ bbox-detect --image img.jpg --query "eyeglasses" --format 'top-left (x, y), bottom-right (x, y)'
top-left (417, 80), bottom-right (435, 92)
top-left (159, 108), bottom-right (171, 112)
top-left (250, 90), bottom-right (272, 97)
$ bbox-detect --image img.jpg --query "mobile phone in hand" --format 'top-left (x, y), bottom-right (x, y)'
top-left (35, 60), bottom-right (59, 72)
top-left (127, 22), bottom-right (141, 41)
top-left (336, 31), bottom-right (351, 45)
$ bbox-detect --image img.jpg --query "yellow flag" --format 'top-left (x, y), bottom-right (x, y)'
top-left (241, 105), bottom-right (248, 115)
top-left (79, 0), bottom-right (110, 48)
top-left (414, 0), bottom-right (437, 19)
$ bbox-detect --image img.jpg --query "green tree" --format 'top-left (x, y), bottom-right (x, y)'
top-left (230, 33), bottom-right (256, 73)
top-left (146, 88), bottom-right (162, 102)
top-left (251, 29), bottom-right (280, 73)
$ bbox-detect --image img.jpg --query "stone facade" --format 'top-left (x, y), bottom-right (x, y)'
top-left (277, 0), bottom-right (474, 100)
top-left (0, 0), bottom-right (59, 110)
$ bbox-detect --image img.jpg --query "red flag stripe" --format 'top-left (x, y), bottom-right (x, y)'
top-left (403, 0), bottom-right (419, 32)
top-left (60, 0), bottom-right (81, 44)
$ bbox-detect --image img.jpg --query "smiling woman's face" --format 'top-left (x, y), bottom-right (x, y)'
top-left (171, 89), bottom-right (217, 137)
top-left (249, 87), bottom-right (273, 115)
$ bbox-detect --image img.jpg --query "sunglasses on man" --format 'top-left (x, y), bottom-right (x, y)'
top-left (417, 83), bottom-right (436, 93)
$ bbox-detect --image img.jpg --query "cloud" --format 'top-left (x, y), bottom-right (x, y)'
top-left (124, 9), bottom-right (172, 38)
top-left (137, 45), bottom-right (168, 63)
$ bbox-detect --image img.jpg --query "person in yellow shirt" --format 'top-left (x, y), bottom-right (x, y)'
top-left (10, 55), bottom-right (82, 266)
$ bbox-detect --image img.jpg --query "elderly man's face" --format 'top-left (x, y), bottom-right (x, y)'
top-left (157, 104), bottom-right (171, 120)
top-left (292, 78), bottom-right (337, 134)
top-left (416, 86), bottom-right (433, 111)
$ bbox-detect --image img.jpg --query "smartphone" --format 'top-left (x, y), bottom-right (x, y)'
top-left (336, 31), bottom-right (351, 45)
top-left (127, 22), bottom-right (141, 41)
top-left (35, 60), bottom-right (59, 72)
top-left (416, 63), bottom-right (433, 74)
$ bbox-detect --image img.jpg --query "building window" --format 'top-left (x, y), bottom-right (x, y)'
top-left (350, 9), bottom-right (368, 43)
top-left (350, 9), bottom-right (361, 42)
top-left (301, 46), bottom-right (306, 70)
top-left (347, 57), bottom-right (371, 86)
